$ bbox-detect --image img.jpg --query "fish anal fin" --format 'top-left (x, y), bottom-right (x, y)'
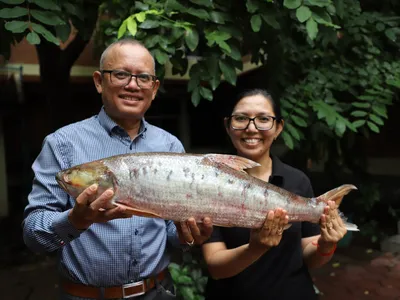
top-left (316, 184), bottom-right (357, 207)
top-left (203, 154), bottom-right (260, 172)
top-left (114, 203), bottom-right (162, 219)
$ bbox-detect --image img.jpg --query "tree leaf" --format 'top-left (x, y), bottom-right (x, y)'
top-left (281, 131), bottom-right (294, 149)
top-left (217, 40), bottom-right (231, 53)
top-left (335, 119), bottom-right (346, 136)
top-left (185, 28), bottom-right (199, 52)
top-left (187, 8), bottom-right (209, 20)
top-left (135, 11), bottom-right (147, 22)
top-left (312, 10), bottom-right (332, 25)
top-left (26, 31), bottom-right (41, 45)
top-left (352, 102), bottom-right (371, 109)
top-left (0, 0), bottom-right (24, 4)
top-left (350, 110), bottom-right (368, 117)
top-left (118, 20), bottom-right (127, 39)
top-left (62, 3), bottom-right (84, 20)
top-left (4, 20), bottom-right (28, 33)
top-left (371, 105), bottom-right (388, 119)
top-left (189, 0), bottom-right (213, 7)
top-left (0, 7), bottom-right (28, 18)
top-left (127, 17), bottom-right (137, 36)
top-left (31, 22), bottom-right (60, 45)
top-left (293, 107), bottom-right (308, 118)
top-left (296, 6), bottom-right (311, 23)
top-left (209, 11), bottom-right (228, 24)
top-left (219, 60), bottom-right (237, 86)
top-left (55, 24), bottom-right (71, 42)
top-left (291, 115), bottom-right (307, 127)
top-left (286, 123), bottom-right (301, 141)
top-left (29, 0), bottom-right (61, 11)
top-left (261, 12), bottom-right (281, 29)
top-left (386, 79), bottom-right (400, 88)
top-left (246, 0), bottom-right (259, 13)
top-left (139, 19), bottom-right (160, 29)
top-left (191, 88), bottom-right (201, 107)
top-left (306, 0), bottom-right (331, 7)
top-left (367, 121), bottom-right (380, 133)
top-left (369, 114), bottom-right (384, 126)
top-left (199, 86), bottom-right (213, 101)
top-left (30, 9), bottom-right (65, 26)
top-left (250, 14), bottom-right (262, 32)
top-left (352, 120), bottom-right (366, 128)
top-left (153, 49), bottom-right (169, 65)
top-left (306, 18), bottom-right (318, 40)
top-left (283, 0), bottom-right (302, 9)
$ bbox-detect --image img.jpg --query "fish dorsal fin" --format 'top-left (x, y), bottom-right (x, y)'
top-left (203, 154), bottom-right (260, 172)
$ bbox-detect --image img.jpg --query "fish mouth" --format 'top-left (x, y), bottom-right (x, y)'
top-left (55, 172), bottom-right (67, 192)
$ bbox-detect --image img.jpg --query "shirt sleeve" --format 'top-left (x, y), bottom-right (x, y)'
top-left (299, 174), bottom-right (321, 238)
top-left (22, 133), bottom-right (84, 253)
top-left (204, 226), bottom-right (223, 244)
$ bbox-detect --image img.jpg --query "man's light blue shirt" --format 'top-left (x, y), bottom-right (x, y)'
top-left (23, 107), bottom-right (185, 287)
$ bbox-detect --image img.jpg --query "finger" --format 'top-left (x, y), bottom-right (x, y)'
top-left (75, 184), bottom-right (98, 207)
top-left (179, 220), bottom-right (194, 243)
top-left (187, 218), bottom-right (201, 238)
top-left (279, 210), bottom-right (289, 228)
top-left (200, 217), bottom-right (213, 239)
top-left (319, 214), bottom-right (332, 239)
top-left (103, 206), bottom-right (131, 220)
top-left (261, 210), bottom-right (275, 234)
top-left (90, 189), bottom-right (114, 211)
top-left (271, 208), bottom-right (283, 235)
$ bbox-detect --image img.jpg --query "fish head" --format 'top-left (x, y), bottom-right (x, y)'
top-left (56, 161), bottom-right (115, 199)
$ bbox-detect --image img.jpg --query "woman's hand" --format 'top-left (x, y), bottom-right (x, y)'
top-left (249, 208), bottom-right (288, 252)
top-left (318, 200), bottom-right (347, 251)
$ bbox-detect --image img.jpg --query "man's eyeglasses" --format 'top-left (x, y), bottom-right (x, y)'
top-left (229, 115), bottom-right (277, 131)
top-left (101, 70), bottom-right (157, 89)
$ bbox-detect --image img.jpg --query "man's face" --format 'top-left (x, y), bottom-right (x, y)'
top-left (93, 44), bottom-right (160, 122)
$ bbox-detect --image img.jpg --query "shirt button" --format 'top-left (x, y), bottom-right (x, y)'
top-left (134, 229), bottom-right (139, 235)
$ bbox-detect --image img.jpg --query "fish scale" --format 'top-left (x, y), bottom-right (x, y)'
top-left (56, 152), bottom-right (359, 230)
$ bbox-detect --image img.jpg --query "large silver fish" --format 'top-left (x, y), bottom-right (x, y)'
top-left (56, 153), bottom-right (358, 230)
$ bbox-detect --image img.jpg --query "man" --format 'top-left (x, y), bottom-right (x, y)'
top-left (23, 38), bottom-right (212, 300)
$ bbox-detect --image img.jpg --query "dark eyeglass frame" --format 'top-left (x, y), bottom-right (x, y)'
top-left (101, 69), bottom-right (158, 89)
top-left (228, 115), bottom-right (278, 131)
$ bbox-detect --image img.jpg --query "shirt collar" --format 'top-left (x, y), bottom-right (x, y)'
top-left (98, 106), bottom-right (148, 137)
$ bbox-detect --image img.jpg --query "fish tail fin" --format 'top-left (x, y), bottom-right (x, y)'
top-left (316, 184), bottom-right (359, 232)
top-left (316, 184), bottom-right (357, 207)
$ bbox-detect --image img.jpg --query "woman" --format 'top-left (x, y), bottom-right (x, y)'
top-left (202, 89), bottom-right (347, 300)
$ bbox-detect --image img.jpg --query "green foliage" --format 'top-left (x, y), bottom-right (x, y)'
top-left (0, 0), bottom-right (98, 57)
top-left (95, 0), bottom-right (337, 108)
top-left (93, 0), bottom-right (400, 152)
top-left (169, 251), bottom-right (207, 300)
top-left (1, 0), bottom-right (399, 154)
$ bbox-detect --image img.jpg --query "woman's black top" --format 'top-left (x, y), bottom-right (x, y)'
top-left (205, 155), bottom-right (320, 300)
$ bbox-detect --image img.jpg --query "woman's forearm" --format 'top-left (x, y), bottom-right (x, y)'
top-left (303, 240), bottom-right (336, 269)
top-left (204, 244), bottom-right (269, 279)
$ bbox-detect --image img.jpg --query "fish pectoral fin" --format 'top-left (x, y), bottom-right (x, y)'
top-left (203, 154), bottom-right (260, 172)
top-left (114, 203), bottom-right (162, 219)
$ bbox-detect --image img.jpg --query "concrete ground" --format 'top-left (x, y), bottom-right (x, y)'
top-left (0, 246), bottom-right (399, 300)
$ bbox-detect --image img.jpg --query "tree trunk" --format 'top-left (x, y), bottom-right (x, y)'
top-left (35, 33), bottom-right (92, 131)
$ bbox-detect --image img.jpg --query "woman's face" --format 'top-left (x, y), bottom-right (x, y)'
top-left (225, 94), bottom-right (283, 162)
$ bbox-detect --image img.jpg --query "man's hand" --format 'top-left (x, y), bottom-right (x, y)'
top-left (68, 184), bottom-right (131, 230)
top-left (175, 217), bottom-right (213, 246)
